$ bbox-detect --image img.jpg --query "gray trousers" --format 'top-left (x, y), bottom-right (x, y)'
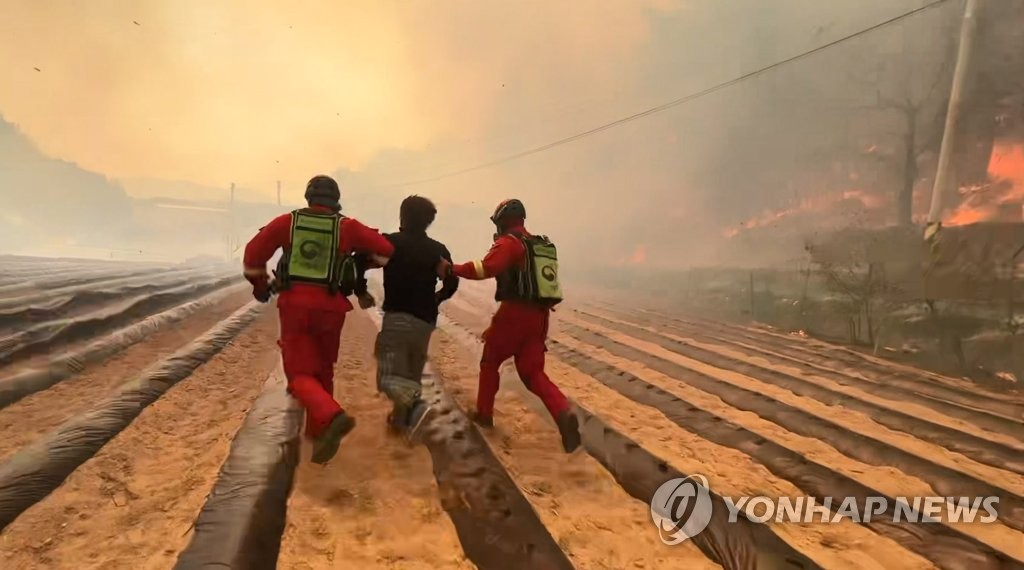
top-left (376, 311), bottom-right (434, 412)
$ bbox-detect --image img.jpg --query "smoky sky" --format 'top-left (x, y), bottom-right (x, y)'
top-left (0, 0), bottom-right (971, 267)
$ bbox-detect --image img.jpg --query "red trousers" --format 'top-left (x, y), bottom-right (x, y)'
top-left (477, 302), bottom-right (570, 421)
top-left (278, 304), bottom-right (346, 438)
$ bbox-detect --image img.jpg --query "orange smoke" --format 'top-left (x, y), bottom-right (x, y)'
top-left (945, 143), bottom-right (1024, 226)
top-left (842, 189), bottom-right (888, 210)
top-left (629, 244), bottom-right (648, 264)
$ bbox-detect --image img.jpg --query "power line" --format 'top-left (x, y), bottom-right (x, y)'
top-left (383, 0), bottom-right (951, 189)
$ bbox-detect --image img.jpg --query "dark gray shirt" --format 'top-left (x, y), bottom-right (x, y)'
top-left (374, 229), bottom-right (459, 325)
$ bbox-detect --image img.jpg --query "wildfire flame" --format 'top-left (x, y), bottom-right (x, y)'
top-left (994, 371), bottom-right (1018, 385)
top-left (629, 244), bottom-right (648, 264)
top-left (722, 143), bottom-right (1024, 237)
top-left (945, 143), bottom-right (1024, 226)
top-left (614, 244), bottom-right (649, 265)
top-left (724, 189), bottom-right (888, 238)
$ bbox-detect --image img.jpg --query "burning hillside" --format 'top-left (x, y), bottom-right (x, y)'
top-left (722, 188), bottom-right (891, 239)
top-left (946, 142), bottom-right (1024, 226)
top-left (724, 141), bottom-right (1024, 241)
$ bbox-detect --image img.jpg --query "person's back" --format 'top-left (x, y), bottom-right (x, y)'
top-left (375, 195), bottom-right (457, 438)
top-left (440, 198), bottom-right (579, 453)
top-left (383, 229), bottom-right (457, 325)
top-left (243, 174), bottom-right (394, 464)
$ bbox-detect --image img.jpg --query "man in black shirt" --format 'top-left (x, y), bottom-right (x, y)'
top-left (371, 195), bottom-right (459, 440)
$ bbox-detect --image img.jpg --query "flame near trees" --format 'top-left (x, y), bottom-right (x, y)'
top-left (945, 142), bottom-right (1024, 226)
top-left (722, 188), bottom-right (890, 238)
top-left (723, 142), bottom-right (1024, 238)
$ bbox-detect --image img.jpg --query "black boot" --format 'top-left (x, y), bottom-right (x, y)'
top-left (556, 410), bottom-right (581, 453)
top-left (469, 409), bottom-right (494, 428)
top-left (312, 412), bottom-right (356, 464)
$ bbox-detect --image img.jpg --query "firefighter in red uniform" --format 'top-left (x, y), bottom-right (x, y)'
top-left (243, 175), bottom-right (394, 464)
top-left (438, 199), bottom-right (581, 453)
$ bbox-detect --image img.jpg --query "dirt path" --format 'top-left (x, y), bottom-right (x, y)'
top-left (610, 306), bottom-right (1024, 425)
top-left (440, 300), bottom-right (929, 564)
top-left (553, 326), bottom-right (1024, 562)
top-left (581, 308), bottom-right (1023, 447)
top-left (563, 316), bottom-right (1024, 502)
top-left (430, 325), bottom-right (720, 570)
top-left (668, 311), bottom-right (1024, 407)
top-left (440, 299), bottom-right (937, 570)
top-left (0, 301), bottom-right (279, 570)
top-left (277, 311), bottom-right (470, 570)
top-left (0, 288), bottom-right (253, 463)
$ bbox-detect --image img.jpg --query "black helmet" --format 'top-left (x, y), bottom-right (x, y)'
top-left (490, 199), bottom-right (526, 226)
top-left (305, 175), bottom-right (341, 211)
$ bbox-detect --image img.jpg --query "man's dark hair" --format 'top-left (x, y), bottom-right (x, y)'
top-left (400, 195), bottom-right (437, 232)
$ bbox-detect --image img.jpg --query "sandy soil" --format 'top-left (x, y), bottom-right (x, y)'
top-left (430, 326), bottom-right (720, 570)
top-left (737, 320), bottom-right (1024, 402)
top-left (553, 325), bottom-right (1024, 561)
top-left (0, 301), bottom-right (279, 570)
top-left (0, 288), bottom-right (254, 463)
top-left (586, 309), bottom-right (1023, 447)
top-left (0, 267), bottom-right (1015, 568)
top-left (439, 299), bottom-right (926, 570)
top-left (568, 316), bottom-right (1024, 501)
top-left (277, 312), bottom-right (471, 570)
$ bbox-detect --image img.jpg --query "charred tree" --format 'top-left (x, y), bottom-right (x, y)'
top-left (846, 4), bottom-right (961, 226)
top-left (872, 65), bottom-right (954, 227)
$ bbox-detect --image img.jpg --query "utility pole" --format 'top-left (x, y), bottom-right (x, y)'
top-left (926, 0), bottom-right (982, 240)
top-left (277, 180), bottom-right (282, 206)
top-left (228, 182), bottom-right (236, 261)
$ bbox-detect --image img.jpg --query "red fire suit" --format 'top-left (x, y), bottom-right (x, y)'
top-left (452, 223), bottom-right (570, 421)
top-left (243, 206), bottom-right (394, 438)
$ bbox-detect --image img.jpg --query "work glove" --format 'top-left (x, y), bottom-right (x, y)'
top-left (243, 266), bottom-right (271, 302)
top-left (252, 280), bottom-right (272, 303)
top-left (357, 292), bottom-right (376, 310)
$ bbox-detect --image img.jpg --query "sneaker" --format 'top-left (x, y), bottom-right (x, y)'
top-left (556, 410), bottom-right (581, 454)
top-left (469, 409), bottom-right (494, 428)
top-left (406, 401), bottom-right (436, 443)
top-left (385, 411), bottom-right (404, 437)
top-left (312, 412), bottom-right (356, 464)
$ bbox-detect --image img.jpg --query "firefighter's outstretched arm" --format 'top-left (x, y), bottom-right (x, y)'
top-left (341, 218), bottom-right (395, 266)
top-left (445, 236), bottom-right (524, 280)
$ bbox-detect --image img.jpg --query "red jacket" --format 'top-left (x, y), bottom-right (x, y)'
top-left (243, 206), bottom-right (394, 312)
top-left (452, 224), bottom-right (528, 282)
top-left (453, 223), bottom-right (549, 317)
